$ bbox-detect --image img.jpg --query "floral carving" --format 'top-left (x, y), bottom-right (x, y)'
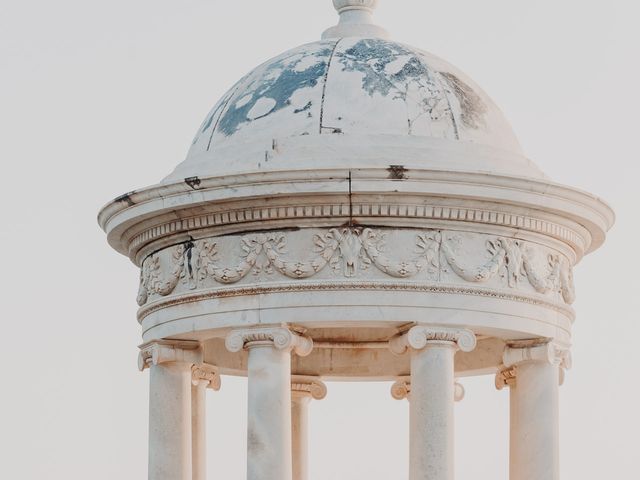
top-left (360, 228), bottom-right (437, 278)
top-left (137, 245), bottom-right (186, 306)
top-left (195, 238), bottom-right (257, 283)
top-left (137, 228), bottom-right (576, 307)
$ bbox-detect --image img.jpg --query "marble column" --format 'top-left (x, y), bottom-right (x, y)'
top-left (191, 364), bottom-right (221, 480)
top-left (226, 327), bottom-right (313, 480)
top-left (390, 326), bottom-right (476, 480)
top-left (291, 377), bottom-right (327, 480)
top-left (496, 340), bottom-right (571, 480)
top-left (138, 340), bottom-right (202, 480)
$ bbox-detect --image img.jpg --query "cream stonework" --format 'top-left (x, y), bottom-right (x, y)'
top-left (99, 1), bottom-right (614, 479)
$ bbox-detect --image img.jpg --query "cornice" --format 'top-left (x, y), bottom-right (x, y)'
top-left (97, 168), bottom-right (613, 263)
top-left (125, 201), bottom-right (586, 265)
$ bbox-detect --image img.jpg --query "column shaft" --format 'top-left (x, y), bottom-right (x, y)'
top-left (291, 395), bottom-right (311, 480)
top-left (192, 380), bottom-right (207, 480)
top-left (510, 362), bottom-right (560, 480)
top-left (247, 345), bottom-right (293, 480)
top-left (148, 363), bottom-right (193, 480)
top-left (410, 343), bottom-right (456, 480)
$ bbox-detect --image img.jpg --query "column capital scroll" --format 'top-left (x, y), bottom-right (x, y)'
top-left (225, 326), bottom-right (313, 356)
top-left (391, 377), bottom-right (465, 401)
top-left (503, 340), bottom-right (571, 370)
top-left (495, 366), bottom-right (517, 390)
top-left (192, 364), bottom-right (221, 391)
top-left (390, 377), bottom-right (411, 400)
top-left (291, 375), bottom-right (327, 400)
top-left (137, 339), bottom-right (202, 371)
top-left (389, 325), bottom-right (477, 355)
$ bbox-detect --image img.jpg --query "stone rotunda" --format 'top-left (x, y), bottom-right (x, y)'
top-left (98, 1), bottom-right (614, 479)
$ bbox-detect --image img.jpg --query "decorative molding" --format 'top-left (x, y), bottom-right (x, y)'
top-left (191, 364), bottom-right (221, 391)
top-left (291, 376), bottom-right (327, 400)
top-left (137, 340), bottom-right (201, 371)
top-left (390, 378), bottom-right (411, 400)
top-left (494, 367), bottom-right (517, 390)
top-left (503, 340), bottom-right (571, 370)
top-left (128, 203), bottom-right (585, 256)
top-left (391, 377), bottom-right (465, 401)
top-left (225, 327), bottom-right (313, 356)
top-left (137, 281), bottom-right (576, 322)
top-left (136, 227), bottom-right (576, 308)
top-left (454, 382), bottom-right (465, 402)
top-left (497, 340), bottom-right (572, 387)
top-left (389, 325), bottom-right (477, 355)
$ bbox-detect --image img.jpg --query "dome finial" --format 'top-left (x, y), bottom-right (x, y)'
top-left (322, 0), bottom-right (389, 39)
top-left (333, 0), bottom-right (379, 15)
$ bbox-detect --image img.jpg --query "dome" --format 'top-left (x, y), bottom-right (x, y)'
top-left (165, 36), bottom-right (545, 182)
top-left (98, 0), bottom-right (614, 393)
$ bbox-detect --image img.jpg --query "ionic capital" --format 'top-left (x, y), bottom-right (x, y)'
top-left (390, 377), bottom-right (411, 400)
top-left (291, 375), bottom-right (327, 400)
top-left (390, 377), bottom-right (465, 402)
top-left (191, 364), bottom-right (221, 391)
top-left (225, 326), bottom-right (313, 357)
top-left (389, 325), bottom-right (477, 355)
top-left (494, 367), bottom-right (517, 390)
top-left (503, 340), bottom-right (571, 370)
top-left (137, 340), bottom-right (201, 371)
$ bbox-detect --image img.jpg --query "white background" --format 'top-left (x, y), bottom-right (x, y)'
top-left (1, 0), bottom-right (638, 478)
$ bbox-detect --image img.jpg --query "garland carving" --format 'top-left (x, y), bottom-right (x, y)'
top-left (136, 228), bottom-right (575, 306)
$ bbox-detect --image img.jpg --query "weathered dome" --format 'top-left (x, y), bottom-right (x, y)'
top-left (98, 0), bottom-right (614, 387)
top-left (165, 37), bottom-right (544, 182)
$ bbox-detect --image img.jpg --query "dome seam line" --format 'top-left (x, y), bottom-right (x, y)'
top-left (319, 38), bottom-right (343, 134)
top-left (433, 70), bottom-right (460, 141)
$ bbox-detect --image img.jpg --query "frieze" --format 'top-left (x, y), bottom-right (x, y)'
top-left (136, 227), bottom-right (575, 308)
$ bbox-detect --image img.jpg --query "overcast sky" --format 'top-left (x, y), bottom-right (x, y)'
top-left (1, 0), bottom-right (638, 478)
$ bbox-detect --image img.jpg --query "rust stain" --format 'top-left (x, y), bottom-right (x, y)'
top-left (387, 165), bottom-right (408, 180)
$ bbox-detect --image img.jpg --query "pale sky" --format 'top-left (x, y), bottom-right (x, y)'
top-left (1, 0), bottom-right (638, 478)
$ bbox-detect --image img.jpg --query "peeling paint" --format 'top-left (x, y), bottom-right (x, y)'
top-left (338, 39), bottom-right (430, 99)
top-left (337, 39), bottom-right (454, 136)
top-left (184, 176), bottom-right (201, 189)
top-left (439, 72), bottom-right (488, 129)
top-left (216, 45), bottom-right (334, 136)
top-left (114, 192), bottom-right (135, 206)
top-left (181, 37), bottom-right (519, 170)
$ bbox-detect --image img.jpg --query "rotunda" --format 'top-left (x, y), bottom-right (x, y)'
top-left (99, 2), bottom-right (614, 480)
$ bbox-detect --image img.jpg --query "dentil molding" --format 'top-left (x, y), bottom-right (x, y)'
top-left (127, 204), bottom-right (585, 263)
